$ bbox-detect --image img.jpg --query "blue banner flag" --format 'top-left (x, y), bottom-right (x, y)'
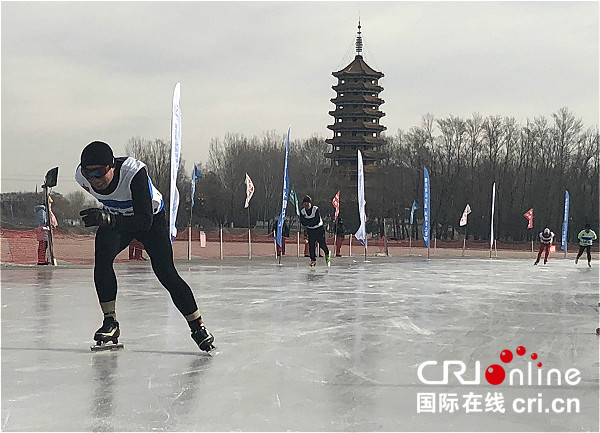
top-left (561, 190), bottom-right (569, 251)
top-left (490, 182), bottom-right (496, 251)
top-left (276, 127), bottom-right (291, 247)
top-left (355, 150), bottom-right (367, 246)
top-left (410, 200), bottom-right (419, 225)
top-left (422, 168), bottom-right (430, 248)
top-left (289, 185), bottom-right (300, 216)
top-left (191, 165), bottom-right (202, 208)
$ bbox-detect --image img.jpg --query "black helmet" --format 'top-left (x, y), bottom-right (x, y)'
top-left (81, 141), bottom-right (115, 168)
top-left (302, 195), bottom-right (312, 204)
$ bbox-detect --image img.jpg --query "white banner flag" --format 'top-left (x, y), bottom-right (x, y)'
top-left (354, 150), bottom-right (367, 246)
top-left (169, 82), bottom-right (182, 243)
top-left (459, 204), bottom-right (471, 227)
top-left (244, 173), bottom-right (255, 208)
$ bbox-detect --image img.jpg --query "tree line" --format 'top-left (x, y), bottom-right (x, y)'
top-left (191, 107), bottom-right (598, 242)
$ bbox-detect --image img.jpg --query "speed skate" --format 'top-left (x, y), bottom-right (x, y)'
top-left (91, 316), bottom-right (122, 351)
top-left (90, 340), bottom-right (124, 351)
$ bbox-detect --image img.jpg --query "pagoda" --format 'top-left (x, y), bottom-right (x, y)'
top-left (325, 22), bottom-right (386, 182)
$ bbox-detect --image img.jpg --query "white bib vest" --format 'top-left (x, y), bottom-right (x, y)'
top-left (301, 205), bottom-right (323, 229)
top-left (539, 232), bottom-right (554, 244)
top-left (76, 157), bottom-right (163, 216)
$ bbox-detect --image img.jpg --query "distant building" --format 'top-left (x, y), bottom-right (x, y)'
top-left (326, 22), bottom-right (386, 183)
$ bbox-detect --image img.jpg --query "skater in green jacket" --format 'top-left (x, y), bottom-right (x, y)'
top-left (575, 224), bottom-right (597, 267)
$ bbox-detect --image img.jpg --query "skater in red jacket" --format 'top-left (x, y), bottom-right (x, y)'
top-left (534, 227), bottom-right (555, 265)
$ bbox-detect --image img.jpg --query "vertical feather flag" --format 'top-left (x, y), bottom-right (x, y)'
top-left (459, 204), bottom-right (471, 227)
top-left (332, 191), bottom-right (340, 221)
top-left (410, 200), bottom-right (419, 225)
top-left (276, 127), bottom-right (291, 248)
top-left (289, 186), bottom-right (300, 216)
top-left (191, 165), bottom-right (202, 208)
top-left (355, 151), bottom-right (367, 246)
top-left (490, 183), bottom-right (496, 251)
top-left (422, 168), bottom-right (430, 248)
top-left (169, 82), bottom-right (182, 243)
top-left (523, 208), bottom-right (534, 229)
top-left (561, 191), bottom-right (569, 251)
top-left (244, 173), bottom-right (255, 209)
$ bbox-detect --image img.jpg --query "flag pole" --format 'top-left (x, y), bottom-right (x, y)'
top-left (43, 184), bottom-right (57, 266)
top-left (219, 224), bottom-right (224, 260)
top-left (383, 218), bottom-right (389, 256)
top-left (349, 235), bottom-right (352, 257)
top-left (333, 229), bottom-right (337, 257)
top-left (247, 206), bottom-right (252, 260)
top-left (409, 222), bottom-right (412, 256)
top-left (490, 182), bottom-right (496, 259)
top-left (297, 219), bottom-right (301, 258)
top-left (188, 204), bottom-right (192, 261)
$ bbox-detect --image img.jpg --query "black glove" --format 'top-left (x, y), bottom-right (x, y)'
top-left (80, 208), bottom-right (116, 228)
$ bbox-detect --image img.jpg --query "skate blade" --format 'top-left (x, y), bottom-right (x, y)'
top-left (91, 342), bottom-right (124, 352)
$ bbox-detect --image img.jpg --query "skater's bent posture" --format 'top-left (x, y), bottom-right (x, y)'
top-left (299, 195), bottom-right (330, 267)
top-left (575, 224), bottom-right (597, 267)
top-left (75, 141), bottom-right (214, 351)
top-left (534, 227), bottom-right (555, 265)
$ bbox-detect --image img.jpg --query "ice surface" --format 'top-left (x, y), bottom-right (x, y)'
top-left (1, 256), bottom-right (598, 431)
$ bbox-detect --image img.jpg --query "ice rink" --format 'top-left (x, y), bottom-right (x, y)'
top-left (1, 255), bottom-right (599, 432)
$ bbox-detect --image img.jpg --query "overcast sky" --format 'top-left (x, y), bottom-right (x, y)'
top-left (1, 1), bottom-right (598, 195)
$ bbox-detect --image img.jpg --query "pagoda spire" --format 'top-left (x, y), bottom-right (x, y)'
top-left (355, 20), bottom-right (363, 57)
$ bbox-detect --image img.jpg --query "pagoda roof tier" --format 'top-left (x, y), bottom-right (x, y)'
top-left (333, 55), bottom-right (384, 79)
top-left (329, 108), bottom-right (386, 118)
top-left (326, 136), bottom-right (386, 145)
top-left (330, 95), bottom-right (384, 105)
top-left (332, 82), bottom-right (383, 93)
top-left (327, 122), bottom-right (386, 132)
top-left (324, 140), bottom-right (386, 149)
top-left (325, 149), bottom-right (385, 161)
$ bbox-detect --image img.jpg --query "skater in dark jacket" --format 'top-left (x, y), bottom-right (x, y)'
top-left (299, 195), bottom-right (330, 267)
top-left (75, 141), bottom-right (214, 351)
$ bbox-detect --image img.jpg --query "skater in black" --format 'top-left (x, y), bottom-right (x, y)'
top-left (299, 196), bottom-right (330, 267)
top-left (75, 141), bottom-right (214, 351)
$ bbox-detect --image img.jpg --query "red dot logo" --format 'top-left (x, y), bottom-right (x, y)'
top-left (516, 346), bottom-right (526, 356)
top-left (531, 353), bottom-right (538, 360)
top-left (485, 364), bottom-right (506, 385)
top-left (537, 362), bottom-right (542, 367)
top-left (500, 350), bottom-right (513, 363)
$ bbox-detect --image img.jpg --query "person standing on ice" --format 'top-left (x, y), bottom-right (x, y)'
top-left (75, 141), bottom-right (214, 351)
top-left (534, 227), bottom-right (555, 265)
top-left (575, 223), bottom-right (597, 267)
top-left (299, 195), bottom-right (330, 267)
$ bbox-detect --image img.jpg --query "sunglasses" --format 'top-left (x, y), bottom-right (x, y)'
top-left (82, 166), bottom-right (110, 179)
